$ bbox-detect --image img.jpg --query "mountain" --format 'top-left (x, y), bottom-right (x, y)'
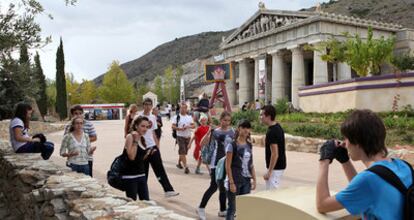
top-left (94, 0), bottom-right (414, 85)
top-left (304, 0), bottom-right (414, 28)
top-left (94, 30), bottom-right (233, 85)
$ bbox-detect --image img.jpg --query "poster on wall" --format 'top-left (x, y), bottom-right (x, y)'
top-left (205, 63), bottom-right (232, 82)
top-left (258, 59), bottom-right (266, 100)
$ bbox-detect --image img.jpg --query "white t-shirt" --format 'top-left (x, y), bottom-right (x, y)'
top-left (137, 112), bottom-right (158, 148)
top-left (171, 114), bottom-right (193, 138)
top-left (9, 118), bottom-right (29, 151)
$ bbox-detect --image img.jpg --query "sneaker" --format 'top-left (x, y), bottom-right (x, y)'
top-left (176, 163), bottom-right (183, 169)
top-left (218, 210), bottom-right (227, 217)
top-left (184, 167), bottom-right (190, 174)
top-left (196, 208), bottom-right (206, 220)
top-left (165, 191), bottom-right (180, 198)
top-left (195, 167), bottom-right (202, 175)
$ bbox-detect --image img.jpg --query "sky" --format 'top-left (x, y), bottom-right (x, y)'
top-left (28, 0), bottom-right (328, 81)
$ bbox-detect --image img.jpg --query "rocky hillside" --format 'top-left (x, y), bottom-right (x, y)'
top-left (309, 0), bottom-right (414, 28)
top-left (94, 30), bottom-right (233, 85)
top-left (94, 0), bottom-right (414, 86)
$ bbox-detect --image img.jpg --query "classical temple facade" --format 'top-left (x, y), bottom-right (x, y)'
top-left (220, 5), bottom-right (414, 112)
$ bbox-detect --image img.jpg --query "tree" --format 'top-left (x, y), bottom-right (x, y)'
top-left (98, 61), bottom-right (134, 103)
top-left (153, 75), bottom-right (164, 104)
top-left (66, 72), bottom-right (81, 105)
top-left (55, 38), bottom-right (67, 120)
top-left (46, 79), bottom-right (56, 115)
top-left (33, 52), bottom-right (47, 117)
top-left (344, 27), bottom-right (395, 76)
top-left (79, 80), bottom-right (97, 103)
top-left (163, 66), bottom-right (174, 103)
top-left (136, 83), bottom-right (150, 105)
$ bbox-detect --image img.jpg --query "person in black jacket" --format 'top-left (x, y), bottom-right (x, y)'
top-left (152, 107), bottom-right (163, 141)
top-left (122, 116), bottom-right (150, 201)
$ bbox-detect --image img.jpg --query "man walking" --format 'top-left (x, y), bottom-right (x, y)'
top-left (172, 101), bottom-right (195, 174)
top-left (139, 98), bottom-right (179, 197)
top-left (260, 105), bottom-right (286, 190)
top-left (64, 105), bottom-right (97, 177)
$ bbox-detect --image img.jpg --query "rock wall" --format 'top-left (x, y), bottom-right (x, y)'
top-left (251, 134), bottom-right (325, 153)
top-left (0, 140), bottom-right (192, 220)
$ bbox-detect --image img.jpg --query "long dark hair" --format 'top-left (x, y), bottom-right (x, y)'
top-left (13, 102), bottom-right (32, 129)
top-left (233, 119), bottom-right (252, 145)
top-left (130, 116), bottom-right (148, 147)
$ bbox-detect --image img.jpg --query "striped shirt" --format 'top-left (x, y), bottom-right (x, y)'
top-left (60, 132), bottom-right (91, 165)
top-left (64, 119), bottom-right (96, 161)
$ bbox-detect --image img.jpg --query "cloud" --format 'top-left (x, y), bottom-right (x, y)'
top-left (33, 0), bottom-right (325, 81)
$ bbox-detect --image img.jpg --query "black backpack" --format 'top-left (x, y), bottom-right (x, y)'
top-left (172, 114), bottom-right (180, 139)
top-left (367, 160), bottom-right (414, 220)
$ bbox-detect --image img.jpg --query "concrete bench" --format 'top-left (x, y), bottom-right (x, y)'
top-left (237, 186), bottom-right (356, 220)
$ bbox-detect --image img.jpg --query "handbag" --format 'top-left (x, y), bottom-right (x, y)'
top-left (107, 151), bottom-right (126, 191)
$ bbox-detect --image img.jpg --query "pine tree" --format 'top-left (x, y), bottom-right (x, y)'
top-left (55, 38), bottom-right (67, 120)
top-left (33, 52), bottom-right (47, 117)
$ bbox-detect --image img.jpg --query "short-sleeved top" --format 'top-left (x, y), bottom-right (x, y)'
top-left (336, 159), bottom-right (413, 220)
top-left (226, 143), bottom-right (253, 178)
top-left (171, 114), bottom-right (193, 138)
top-left (194, 125), bottom-right (210, 149)
top-left (137, 112), bottom-right (158, 148)
top-left (265, 123), bottom-right (286, 170)
top-left (60, 132), bottom-right (91, 165)
top-left (64, 119), bottom-right (96, 160)
top-left (9, 118), bottom-right (29, 151)
top-left (210, 128), bottom-right (235, 168)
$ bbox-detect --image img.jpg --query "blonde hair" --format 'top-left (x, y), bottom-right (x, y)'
top-left (128, 104), bottom-right (138, 114)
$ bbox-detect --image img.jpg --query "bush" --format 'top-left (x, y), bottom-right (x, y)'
top-left (252, 121), bottom-right (267, 134)
top-left (293, 124), bottom-right (341, 139)
top-left (231, 110), bottom-right (259, 126)
top-left (278, 113), bottom-right (309, 123)
top-left (274, 97), bottom-right (289, 115)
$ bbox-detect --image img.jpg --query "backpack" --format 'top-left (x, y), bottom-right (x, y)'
top-left (367, 160), bottom-right (414, 220)
top-left (172, 114), bottom-right (181, 139)
top-left (215, 141), bottom-right (238, 184)
top-left (201, 130), bottom-right (215, 164)
top-left (107, 152), bottom-right (127, 191)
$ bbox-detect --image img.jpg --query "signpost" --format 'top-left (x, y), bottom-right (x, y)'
top-left (204, 63), bottom-right (232, 112)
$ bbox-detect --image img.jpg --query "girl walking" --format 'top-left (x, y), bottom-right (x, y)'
top-left (197, 111), bottom-right (234, 219)
top-left (122, 116), bottom-right (150, 201)
top-left (188, 113), bottom-right (210, 174)
top-left (60, 117), bottom-right (96, 175)
top-left (225, 120), bottom-right (256, 220)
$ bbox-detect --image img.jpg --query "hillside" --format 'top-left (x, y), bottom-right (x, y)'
top-left (309, 0), bottom-right (414, 28)
top-left (94, 0), bottom-right (414, 86)
top-left (94, 30), bottom-right (233, 85)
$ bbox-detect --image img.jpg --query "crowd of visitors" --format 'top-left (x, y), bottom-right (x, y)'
top-left (7, 96), bottom-right (413, 220)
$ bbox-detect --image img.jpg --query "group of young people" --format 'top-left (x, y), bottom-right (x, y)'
top-left (8, 100), bottom-right (413, 220)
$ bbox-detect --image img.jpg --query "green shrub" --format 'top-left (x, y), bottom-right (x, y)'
top-left (231, 110), bottom-right (259, 126)
top-left (274, 97), bottom-right (289, 115)
top-left (252, 121), bottom-right (267, 134)
top-left (293, 124), bottom-right (341, 139)
top-left (278, 113), bottom-right (309, 123)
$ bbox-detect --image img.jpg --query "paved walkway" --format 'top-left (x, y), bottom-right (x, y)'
top-left (47, 118), bottom-right (365, 219)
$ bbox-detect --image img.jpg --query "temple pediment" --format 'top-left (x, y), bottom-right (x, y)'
top-left (223, 9), bottom-right (315, 45)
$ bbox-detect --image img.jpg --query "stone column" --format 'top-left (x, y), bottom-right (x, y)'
top-left (253, 57), bottom-right (260, 101)
top-left (227, 61), bottom-right (237, 106)
top-left (271, 51), bottom-right (286, 103)
top-left (337, 62), bottom-right (352, 80)
top-left (238, 59), bottom-right (253, 106)
top-left (291, 47), bottom-right (305, 109)
top-left (313, 48), bottom-right (328, 85)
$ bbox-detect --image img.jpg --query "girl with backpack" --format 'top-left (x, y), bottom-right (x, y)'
top-left (122, 116), bottom-right (150, 201)
top-left (225, 120), bottom-right (256, 220)
top-left (197, 111), bottom-right (234, 220)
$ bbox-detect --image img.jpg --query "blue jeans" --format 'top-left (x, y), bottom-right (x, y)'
top-left (226, 177), bottom-right (251, 220)
top-left (123, 176), bottom-right (149, 201)
top-left (16, 141), bottom-right (54, 160)
top-left (70, 164), bottom-right (90, 176)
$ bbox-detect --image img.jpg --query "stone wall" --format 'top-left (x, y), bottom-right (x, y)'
top-left (0, 140), bottom-right (192, 220)
top-left (251, 134), bottom-right (325, 153)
